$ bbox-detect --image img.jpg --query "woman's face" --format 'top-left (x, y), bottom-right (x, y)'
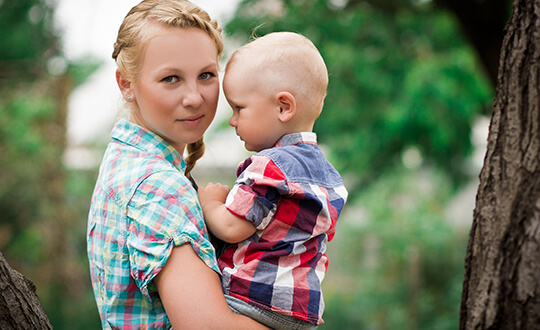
top-left (131, 26), bottom-right (219, 154)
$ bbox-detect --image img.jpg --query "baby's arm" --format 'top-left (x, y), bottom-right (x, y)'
top-left (198, 182), bottom-right (256, 243)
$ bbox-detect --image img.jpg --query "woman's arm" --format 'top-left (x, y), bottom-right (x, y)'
top-left (154, 244), bottom-right (266, 329)
top-left (198, 183), bottom-right (256, 243)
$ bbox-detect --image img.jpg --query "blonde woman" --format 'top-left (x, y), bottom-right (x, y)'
top-left (87, 1), bottom-right (266, 328)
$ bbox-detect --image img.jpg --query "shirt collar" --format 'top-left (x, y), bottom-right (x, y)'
top-left (111, 119), bottom-right (186, 173)
top-left (274, 132), bottom-right (318, 148)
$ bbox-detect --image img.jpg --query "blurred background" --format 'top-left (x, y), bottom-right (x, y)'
top-left (0, 0), bottom-right (511, 328)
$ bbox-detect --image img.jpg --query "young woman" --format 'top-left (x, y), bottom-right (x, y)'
top-left (86, 1), bottom-right (266, 328)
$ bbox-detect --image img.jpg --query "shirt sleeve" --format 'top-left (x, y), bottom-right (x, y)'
top-left (225, 155), bottom-right (288, 230)
top-left (126, 170), bottom-right (219, 298)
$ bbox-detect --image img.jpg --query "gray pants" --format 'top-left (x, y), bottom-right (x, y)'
top-left (225, 295), bottom-right (318, 330)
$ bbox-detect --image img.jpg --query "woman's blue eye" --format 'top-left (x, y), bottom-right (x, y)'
top-left (199, 72), bottom-right (215, 80)
top-left (162, 76), bottom-right (178, 83)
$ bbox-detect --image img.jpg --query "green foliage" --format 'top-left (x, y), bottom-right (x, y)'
top-left (0, 85), bottom-right (101, 329)
top-left (226, 0), bottom-right (494, 191)
top-left (0, 1), bottom-right (101, 328)
top-left (0, 88), bottom-right (56, 233)
top-left (0, 0), bottom-right (58, 80)
top-left (322, 166), bottom-right (467, 329)
top-left (69, 59), bottom-right (103, 87)
top-left (41, 169), bottom-right (102, 330)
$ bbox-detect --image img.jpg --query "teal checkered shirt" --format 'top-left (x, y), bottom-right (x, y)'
top-left (87, 120), bottom-right (218, 329)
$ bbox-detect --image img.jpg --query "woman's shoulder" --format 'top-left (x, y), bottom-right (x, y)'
top-left (97, 141), bottom-right (188, 205)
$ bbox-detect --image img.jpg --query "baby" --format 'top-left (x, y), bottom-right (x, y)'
top-left (198, 32), bottom-right (348, 329)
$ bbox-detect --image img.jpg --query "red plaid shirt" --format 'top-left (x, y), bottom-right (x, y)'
top-left (219, 133), bottom-right (348, 325)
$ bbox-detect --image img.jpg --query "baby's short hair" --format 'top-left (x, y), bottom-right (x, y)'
top-left (227, 32), bottom-right (328, 116)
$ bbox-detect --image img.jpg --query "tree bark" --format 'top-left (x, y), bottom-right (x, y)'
top-left (460, 0), bottom-right (540, 329)
top-left (0, 252), bottom-right (52, 329)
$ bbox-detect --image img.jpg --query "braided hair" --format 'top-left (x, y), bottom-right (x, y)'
top-left (112, 0), bottom-right (223, 179)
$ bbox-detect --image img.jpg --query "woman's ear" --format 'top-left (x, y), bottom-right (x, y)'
top-left (276, 91), bottom-right (296, 123)
top-left (116, 69), bottom-right (134, 102)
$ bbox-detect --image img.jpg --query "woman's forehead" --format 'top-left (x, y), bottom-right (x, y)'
top-left (141, 27), bottom-right (218, 71)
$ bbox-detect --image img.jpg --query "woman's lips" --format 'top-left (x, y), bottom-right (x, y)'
top-left (177, 115), bottom-right (204, 127)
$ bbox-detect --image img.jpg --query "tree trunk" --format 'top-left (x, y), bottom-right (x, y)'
top-left (0, 252), bottom-right (52, 329)
top-left (460, 0), bottom-right (540, 329)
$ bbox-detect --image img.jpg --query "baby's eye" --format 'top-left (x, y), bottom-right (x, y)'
top-left (162, 76), bottom-right (179, 84)
top-left (199, 72), bottom-right (215, 80)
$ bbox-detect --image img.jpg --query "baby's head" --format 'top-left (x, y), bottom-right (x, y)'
top-left (225, 32), bottom-right (328, 131)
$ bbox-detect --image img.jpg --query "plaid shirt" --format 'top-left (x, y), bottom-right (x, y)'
top-left (220, 132), bottom-right (348, 325)
top-left (87, 120), bottom-right (218, 329)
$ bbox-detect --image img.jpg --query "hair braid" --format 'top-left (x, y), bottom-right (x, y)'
top-left (185, 138), bottom-right (205, 179)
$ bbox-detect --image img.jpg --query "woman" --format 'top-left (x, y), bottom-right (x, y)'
top-left (86, 1), bottom-right (266, 328)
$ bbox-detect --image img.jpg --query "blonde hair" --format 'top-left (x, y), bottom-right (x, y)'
top-left (226, 32), bottom-right (328, 117)
top-left (113, 0), bottom-right (223, 179)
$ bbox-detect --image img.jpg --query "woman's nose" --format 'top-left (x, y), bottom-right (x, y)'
top-left (182, 84), bottom-right (203, 108)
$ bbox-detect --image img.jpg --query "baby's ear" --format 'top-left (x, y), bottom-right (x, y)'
top-left (276, 91), bottom-right (296, 123)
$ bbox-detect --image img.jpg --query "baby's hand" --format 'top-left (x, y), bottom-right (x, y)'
top-left (198, 182), bottom-right (230, 207)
